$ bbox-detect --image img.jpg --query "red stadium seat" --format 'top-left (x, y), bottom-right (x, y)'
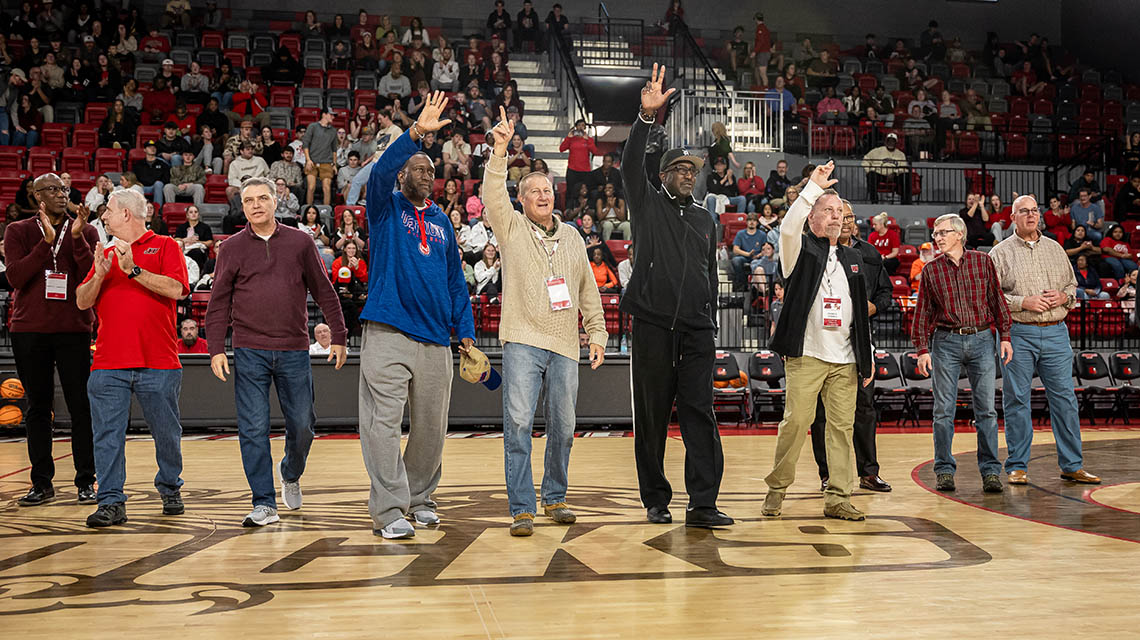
top-left (957, 131), bottom-right (980, 159)
top-left (41, 122), bottom-right (71, 148)
top-left (897, 244), bottom-right (917, 275)
top-left (93, 148), bottom-right (125, 174)
top-left (222, 48), bottom-right (247, 69)
top-left (162, 203), bottom-right (190, 228)
top-left (85, 102), bottom-right (111, 124)
top-left (0, 146), bottom-right (26, 170)
top-left (73, 123), bottom-right (100, 148)
top-left (61, 148), bottom-right (92, 172)
top-left (201, 31), bottom-right (224, 49)
top-left (293, 108), bottom-right (320, 128)
top-left (205, 174), bottom-right (229, 203)
top-left (354, 90), bottom-right (377, 110)
top-left (890, 275), bottom-right (911, 297)
top-left (328, 71), bottom-right (351, 90)
top-left (27, 148), bottom-right (58, 174)
top-left (607, 240), bottom-right (631, 263)
top-left (270, 86), bottom-right (296, 107)
top-left (1004, 133), bottom-right (1028, 160)
top-left (832, 127), bottom-right (856, 154)
top-left (335, 205), bottom-right (366, 229)
top-left (135, 125), bottom-right (163, 149)
top-left (302, 69), bottom-right (324, 88)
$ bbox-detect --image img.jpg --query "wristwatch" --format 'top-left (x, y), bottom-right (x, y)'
top-left (127, 266), bottom-right (142, 279)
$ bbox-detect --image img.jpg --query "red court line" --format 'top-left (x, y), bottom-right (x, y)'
top-left (909, 458), bottom-right (1140, 545)
top-left (0, 453), bottom-right (73, 481)
top-left (1083, 482), bottom-right (1140, 516)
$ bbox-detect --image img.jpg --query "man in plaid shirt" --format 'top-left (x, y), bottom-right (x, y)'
top-left (912, 213), bottom-right (1013, 493)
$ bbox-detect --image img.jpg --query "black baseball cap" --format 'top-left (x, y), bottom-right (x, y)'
top-left (659, 148), bottom-right (704, 172)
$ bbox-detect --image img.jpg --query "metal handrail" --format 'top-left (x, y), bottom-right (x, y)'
top-left (548, 24), bottom-right (593, 126)
top-left (670, 19), bottom-right (726, 93)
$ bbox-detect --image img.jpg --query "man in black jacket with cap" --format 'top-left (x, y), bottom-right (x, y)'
top-left (620, 63), bottom-right (732, 529)
top-left (809, 199), bottom-right (892, 493)
top-left (762, 162), bottom-right (873, 522)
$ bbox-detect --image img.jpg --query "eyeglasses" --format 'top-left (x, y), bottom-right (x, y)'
top-left (35, 185), bottom-right (70, 195)
top-left (1016, 207), bottom-right (1040, 215)
top-left (667, 165), bottom-right (697, 177)
top-left (932, 229), bottom-right (959, 238)
top-left (842, 215), bottom-right (856, 222)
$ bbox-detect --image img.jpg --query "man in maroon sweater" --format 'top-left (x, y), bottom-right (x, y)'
top-left (6, 173), bottom-right (100, 507)
top-left (204, 176), bottom-right (348, 528)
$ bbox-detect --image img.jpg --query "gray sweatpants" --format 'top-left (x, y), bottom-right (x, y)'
top-left (358, 322), bottom-right (453, 528)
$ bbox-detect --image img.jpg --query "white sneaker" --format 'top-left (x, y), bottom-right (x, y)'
top-left (278, 459), bottom-right (302, 510)
top-left (242, 505), bottom-right (280, 527)
top-left (413, 510), bottom-right (440, 526)
top-left (377, 518), bottom-right (416, 539)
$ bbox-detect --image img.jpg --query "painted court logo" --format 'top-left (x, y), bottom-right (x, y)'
top-left (0, 484), bottom-right (990, 615)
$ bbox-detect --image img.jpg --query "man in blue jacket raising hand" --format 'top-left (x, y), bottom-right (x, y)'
top-left (357, 91), bottom-right (476, 540)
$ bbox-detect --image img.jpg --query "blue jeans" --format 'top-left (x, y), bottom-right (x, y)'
top-left (1001, 322), bottom-right (1084, 473)
top-left (143, 181), bottom-right (166, 206)
top-left (11, 128), bottom-right (38, 148)
top-left (211, 91), bottom-right (234, 111)
top-left (347, 161), bottom-right (374, 206)
top-left (88, 368), bottom-right (184, 506)
top-left (1077, 224), bottom-right (1103, 244)
top-left (730, 255), bottom-right (752, 287)
top-left (1075, 288), bottom-right (1110, 300)
top-left (1102, 256), bottom-right (1137, 279)
top-left (705, 194), bottom-right (747, 213)
top-left (502, 342), bottom-right (579, 517)
top-left (930, 330), bottom-right (1001, 476)
top-left (0, 106), bottom-right (8, 145)
top-left (233, 348), bottom-right (316, 508)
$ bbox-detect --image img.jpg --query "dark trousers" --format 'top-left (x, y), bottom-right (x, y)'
top-left (631, 317), bottom-right (724, 509)
top-left (810, 377), bottom-right (879, 479)
top-left (11, 331), bottom-right (96, 490)
top-left (565, 169), bottom-right (592, 210)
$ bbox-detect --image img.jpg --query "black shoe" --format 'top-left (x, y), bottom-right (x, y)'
top-left (17, 486), bottom-right (55, 506)
top-left (982, 474), bottom-right (1003, 493)
top-left (685, 507), bottom-right (735, 528)
top-left (86, 503), bottom-right (127, 528)
top-left (820, 477), bottom-right (829, 492)
top-left (935, 473), bottom-right (956, 492)
top-left (77, 485), bottom-right (97, 504)
top-left (860, 475), bottom-right (893, 492)
top-left (646, 506), bottom-right (672, 524)
top-left (161, 491), bottom-right (184, 515)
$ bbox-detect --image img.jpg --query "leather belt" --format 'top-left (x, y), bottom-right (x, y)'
top-left (1015, 320), bottom-right (1063, 327)
top-left (939, 326), bottom-right (988, 335)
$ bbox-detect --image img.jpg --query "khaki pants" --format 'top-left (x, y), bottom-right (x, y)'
top-left (765, 355), bottom-right (857, 508)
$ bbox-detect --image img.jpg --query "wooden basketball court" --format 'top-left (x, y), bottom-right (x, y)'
top-left (3, 429), bottom-right (1139, 638)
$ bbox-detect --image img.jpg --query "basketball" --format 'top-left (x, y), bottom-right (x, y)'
top-left (1, 377), bottom-right (24, 399)
top-left (0, 404), bottom-right (23, 425)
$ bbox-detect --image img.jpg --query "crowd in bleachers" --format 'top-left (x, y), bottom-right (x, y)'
top-left (708, 15), bottom-right (1140, 167)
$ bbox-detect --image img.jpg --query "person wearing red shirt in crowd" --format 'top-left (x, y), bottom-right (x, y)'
top-left (176, 318), bottom-right (209, 354)
top-left (7, 173), bottom-right (100, 508)
top-left (1043, 194), bottom-right (1073, 245)
top-left (750, 12), bottom-right (772, 87)
top-left (139, 28), bottom-right (171, 54)
top-left (1099, 224), bottom-right (1138, 279)
top-left (988, 194), bottom-right (1013, 241)
top-left (143, 76), bottom-right (176, 125)
top-left (559, 118), bottom-right (600, 208)
top-left (331, 241), bottom-right (369, 336)
top-left (868, 212), bottom-right (901, 274)
top-left (911, 213), bottom-right (1013, 494)
top-left (76, 188), bottom-right (191, 528)
top-left (226, 80), bottom-right (270, 131)
top-left (737, 161), bottom-right (766, 213)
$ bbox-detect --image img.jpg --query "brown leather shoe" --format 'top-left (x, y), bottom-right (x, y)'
top-left (859, 475), bottom-right (892, 492)
top-left (1007, 470), bottom-right (1028, 485)
top-left (1060, 469), bottom-right (1101, 484)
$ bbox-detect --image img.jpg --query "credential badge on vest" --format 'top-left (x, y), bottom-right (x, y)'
top-left (850, 264), bottom-right (859, 273)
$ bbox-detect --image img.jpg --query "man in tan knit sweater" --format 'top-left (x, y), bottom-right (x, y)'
top-left (483, 106), bottom-right (608, 536)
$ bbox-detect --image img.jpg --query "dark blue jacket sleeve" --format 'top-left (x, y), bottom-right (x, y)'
top-left (446, 228), bottom-right (476, 341)
top-left (367, 129), bottom-right (419, 225)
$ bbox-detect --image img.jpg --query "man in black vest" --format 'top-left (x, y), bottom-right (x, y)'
top-left (809, 199), bottom-right (893, 492)
top-left (620, 63), bottom-right (733, 529)
top-left (762, 162), bottom-right (873, 521)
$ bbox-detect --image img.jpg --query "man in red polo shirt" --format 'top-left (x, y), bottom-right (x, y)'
top-left (76, 188), bottom-right (191, 528)
top-left (6, 173), bottom-right (100, 507)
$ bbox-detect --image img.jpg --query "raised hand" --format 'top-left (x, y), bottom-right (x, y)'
top-left (809, 160), bottom-right (838, 190)
top-left (38, 202), bottom-right (56, 245)
top-left (71, 205), bottom-right (89, 238)
top-left (640, 62), bottom-right (676, 113)
top-left (490, 105), bottom-right (515, 156)
top-left (114, 238), bottom-right (135, 274)
top-left (413, 90), bottom-right (452, 138)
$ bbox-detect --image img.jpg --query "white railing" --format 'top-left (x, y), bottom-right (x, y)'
top-left (667, 89), bottom-right (784, 153)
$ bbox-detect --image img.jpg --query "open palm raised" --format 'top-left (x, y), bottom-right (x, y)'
top-left (415, 90), bottom-right (453, 134)
top-left (640, 63), bottom-right (676, 112)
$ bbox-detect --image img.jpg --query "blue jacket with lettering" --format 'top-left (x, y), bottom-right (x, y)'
top-left (360, 129), bottom-right (476, 346)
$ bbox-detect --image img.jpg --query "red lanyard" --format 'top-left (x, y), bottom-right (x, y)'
top-left (413, 199), bottom-right (434, 255)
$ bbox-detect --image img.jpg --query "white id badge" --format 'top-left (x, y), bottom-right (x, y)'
top-left (546, 276), bottom-right (572, 311)
top-left (45, 271), bottom-right (68, 300)
top-left (822, 297), bottom-right (843, 328)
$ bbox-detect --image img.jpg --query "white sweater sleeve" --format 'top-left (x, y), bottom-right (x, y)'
top-left (779, 180), bottom-right (824, 279)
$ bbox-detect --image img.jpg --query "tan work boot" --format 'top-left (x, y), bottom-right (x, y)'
top-left (823, 502), bottom-right (866, 521)
top-left (510, 513), bottom-right (535, 536)
top-left (761, 490), bottom-right (784, 516)
top-left (542, 502), bottom-right (577, 524)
